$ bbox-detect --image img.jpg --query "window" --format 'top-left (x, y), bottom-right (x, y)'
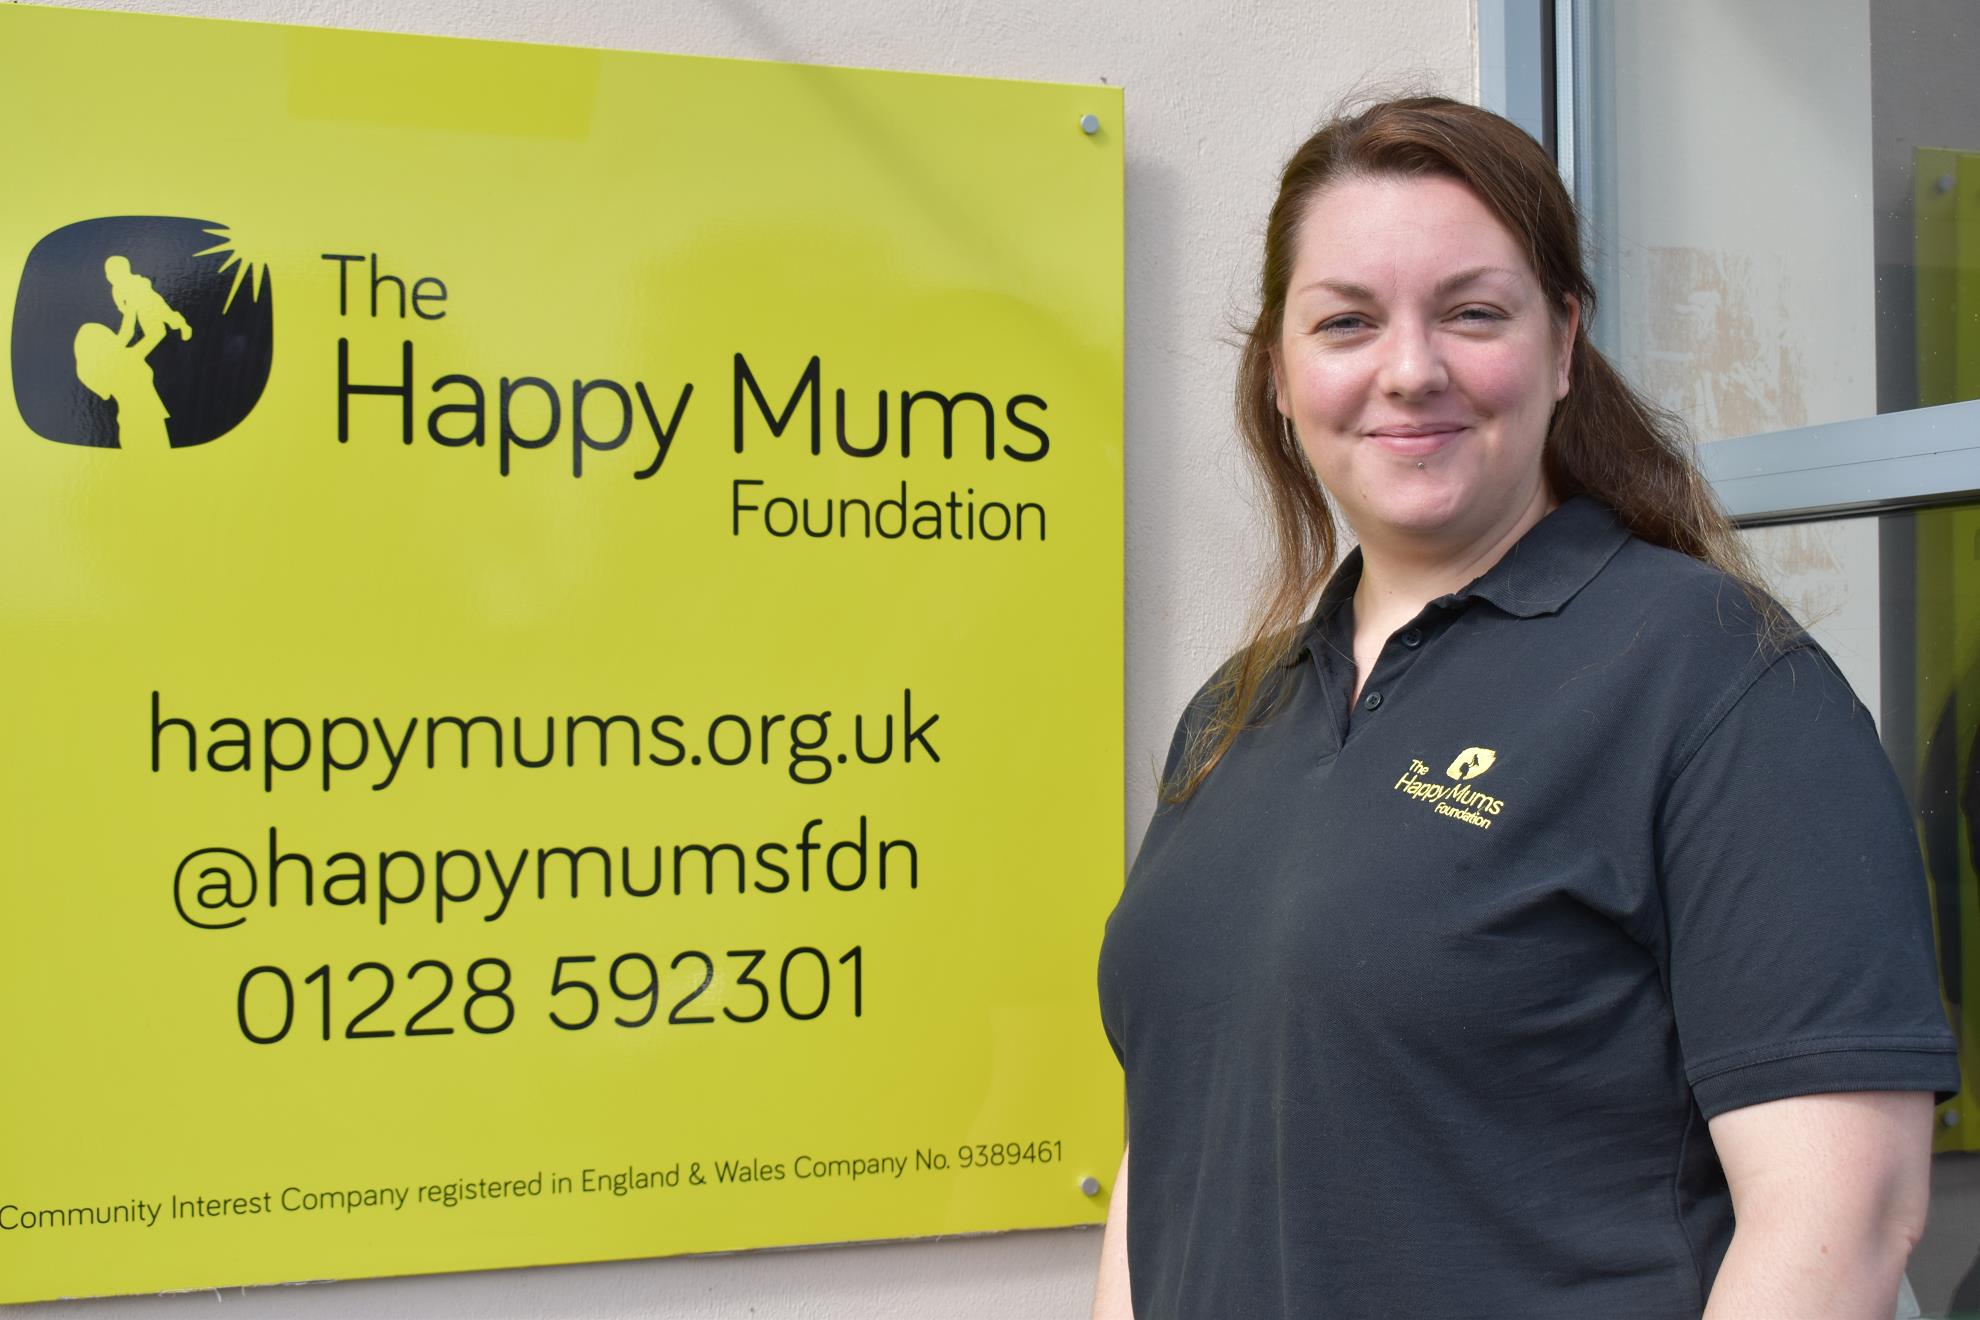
top-left (1485, 3), bottom-right (1980, 1312)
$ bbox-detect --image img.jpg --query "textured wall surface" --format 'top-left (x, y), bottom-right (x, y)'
top-left (6, 1), bottom-right (1474, 1315)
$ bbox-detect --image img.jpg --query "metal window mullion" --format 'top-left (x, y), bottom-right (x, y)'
top-left (1556, 0), bottom-right (1620, 355)
top-left (1552, 0), bottom-right (1575, 198)
top-left (1699, 399), bottom-right (1980, 526)
top-left (1477, 0), bottom-right (1552, 152)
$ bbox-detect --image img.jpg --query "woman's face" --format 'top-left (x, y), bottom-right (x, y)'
top-left (1273, 173), bottom-right (1576, 559)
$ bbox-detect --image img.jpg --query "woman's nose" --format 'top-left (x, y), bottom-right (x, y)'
top-left (1375, 321), bottom-right (1449, 399)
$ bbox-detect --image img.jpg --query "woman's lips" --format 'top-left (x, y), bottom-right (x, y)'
top-left (1365, 423), bottom-right (1467, 458)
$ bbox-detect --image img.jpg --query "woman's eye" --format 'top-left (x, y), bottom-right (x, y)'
top-left (1454, 306), bottom-right (1506, 324)
top-left (1317, 315), bottom-right (1370, 334)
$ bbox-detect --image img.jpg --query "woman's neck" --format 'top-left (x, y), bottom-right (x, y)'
top-left (1350, 494), bottom-right (1559, 646)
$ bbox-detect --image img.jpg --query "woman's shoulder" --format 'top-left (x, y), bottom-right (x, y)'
top-left (1582, 533), bottom-right (1877, 744)
top-left (1181, 615), bottom-right (1318, 711)
top-left (1590, 531), bottom-right (1809, 659)
top-left (1151, 626), bottom-right (1313, 790)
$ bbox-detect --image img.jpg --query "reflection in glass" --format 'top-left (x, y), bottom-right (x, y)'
top-left (1590, 0), bottom-right (1980, 440)
top-left (1915, 145), bottom-right (1980, 410)
top-left (1882, 500), bottom-right (1980, 1317)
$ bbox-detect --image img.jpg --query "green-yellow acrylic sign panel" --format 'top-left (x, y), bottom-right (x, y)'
top-left (0, 5), bottom-right (1123, 1301)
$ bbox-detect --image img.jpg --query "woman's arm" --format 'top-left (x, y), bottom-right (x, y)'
top-left (1091, 1145), bottom-right (1132, 1320)
top-left (1702, 1091), bottom-right (1933, 1319)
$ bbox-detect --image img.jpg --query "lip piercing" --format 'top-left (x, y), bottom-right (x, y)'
top-left (1415, 461), bottom-right (1425, 469)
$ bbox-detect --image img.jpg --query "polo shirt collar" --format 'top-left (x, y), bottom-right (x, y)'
top-left (1456, 496), bottom-right (1631, 618)
top-left (1292, 497), bottom-right (1631, 666)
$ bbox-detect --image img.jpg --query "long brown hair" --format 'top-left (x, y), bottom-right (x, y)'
top-left (1167, 95), bottom-right (1770, 802)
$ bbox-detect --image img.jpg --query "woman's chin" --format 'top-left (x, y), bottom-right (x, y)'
top-left (1346, 486), bottom-right (1476, 545)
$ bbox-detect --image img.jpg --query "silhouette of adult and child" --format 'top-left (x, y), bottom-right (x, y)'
top-left (72, 255), bottom-right (192, 448)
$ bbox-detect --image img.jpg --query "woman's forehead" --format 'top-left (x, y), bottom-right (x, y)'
top-left (1288, 175), bottom-right (1534, 292)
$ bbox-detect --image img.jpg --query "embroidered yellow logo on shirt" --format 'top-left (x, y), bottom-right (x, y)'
top-left (1393, 747), bottom-right (1505, 829)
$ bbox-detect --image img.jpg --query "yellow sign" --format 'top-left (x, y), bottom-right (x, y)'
top-left (0, 5), bottom-right (1123, 1302)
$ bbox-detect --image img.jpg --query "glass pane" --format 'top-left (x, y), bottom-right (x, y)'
top-left (1889, 500), bottom-right (1980, 1319)
top-left (1590, 0), bottom-right (1979, 443)
top-left (1748, 519), bottom-right (1887, 716)
top-left (1770, 501), bottom-right (1980, 1317)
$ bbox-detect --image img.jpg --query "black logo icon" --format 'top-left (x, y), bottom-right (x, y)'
top-left (11, 216), bottom-right (273, 450)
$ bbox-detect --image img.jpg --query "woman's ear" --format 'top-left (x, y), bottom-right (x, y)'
top-left (1270, 347), bottom-right (1290, 418)
top-left (1555, 294), bottom-right (1581, 402)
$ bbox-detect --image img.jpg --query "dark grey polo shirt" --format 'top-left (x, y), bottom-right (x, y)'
top-left (1098, 497), bottom-right (1958, 1320)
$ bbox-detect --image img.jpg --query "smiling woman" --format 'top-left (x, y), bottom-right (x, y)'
top-left (1094, 96), bottom-right (1959, 1320)
top-left (1273, 176), bottom-right (1570, 570)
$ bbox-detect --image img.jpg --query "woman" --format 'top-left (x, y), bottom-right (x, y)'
top-left (1095, 97), bottom-right (1957, 1319)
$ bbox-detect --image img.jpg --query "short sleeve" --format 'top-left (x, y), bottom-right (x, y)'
top-left (1657, 646), bottom-right (1960, 1118)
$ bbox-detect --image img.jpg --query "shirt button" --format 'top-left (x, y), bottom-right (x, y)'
top-left (1400, 628), bottom-right (1423, 648)
top-left (1363, 691), bottom-right (1383, 711)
